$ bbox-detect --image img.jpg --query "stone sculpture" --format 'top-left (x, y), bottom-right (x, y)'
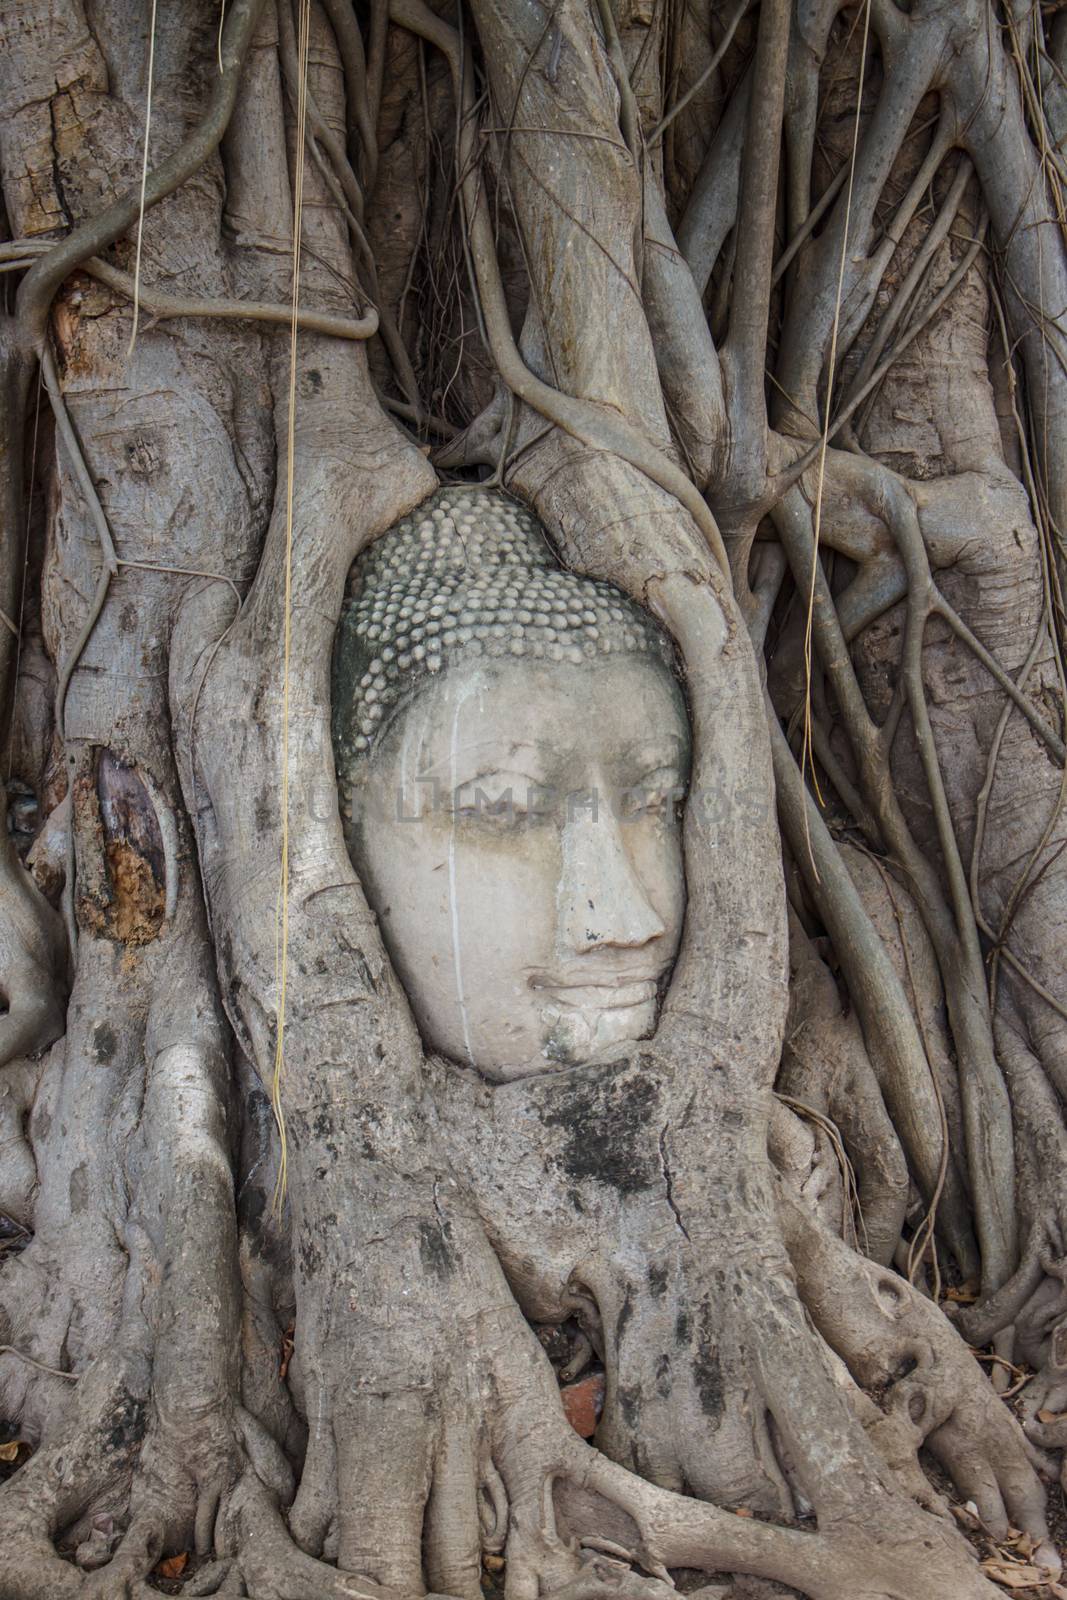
top-left (333, 484), bottom-right (691, 1081)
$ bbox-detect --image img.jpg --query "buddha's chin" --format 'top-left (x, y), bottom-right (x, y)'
top-left (540, 997), bottom-right (658, 1067)
top-left (445, 1001), bottom-right (658, 1083)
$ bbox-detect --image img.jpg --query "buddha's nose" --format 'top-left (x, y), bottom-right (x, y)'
top-left (559, 797), bottom-right (666, 953)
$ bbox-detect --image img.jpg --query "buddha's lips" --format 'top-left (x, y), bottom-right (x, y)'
top-left (530, 976), bottom-right (660, 1010)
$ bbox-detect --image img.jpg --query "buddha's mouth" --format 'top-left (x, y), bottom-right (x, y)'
top-left (530, 976), bottom-right (660, 1011)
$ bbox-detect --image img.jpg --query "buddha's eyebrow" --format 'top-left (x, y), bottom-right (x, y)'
top-left (622, 733), bottom-right (688, 767)
top-left (416, 738), bottom-right (547, 782)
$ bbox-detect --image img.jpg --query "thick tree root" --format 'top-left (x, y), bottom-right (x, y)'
top-left (1, 7), bottom-right (1065, 1600)
top-left (241, 1387), bottom-right (1006, 1600)
top-left (778, 1191), bottom-right (1059, 1571)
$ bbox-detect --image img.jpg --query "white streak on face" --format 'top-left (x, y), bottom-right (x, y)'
top-left (396, 686), bottom-right (424, 831)
top-left (447, 677), bottom-right (483, 1067)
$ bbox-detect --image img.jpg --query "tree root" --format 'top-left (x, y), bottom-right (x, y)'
top-left (236, 1368), bottom-right (1009, 1600)
top-left (957, 1002), bottom-right (1067, 1430)
top-left (778, 1190), bottom-right (1059, 1572)
top-left (0, 1343), bottom-right (1014, 1600)
top-left (1, 9), bottom-right (1062, 1600)
top-left (777, 907), bottom-right (910, 1265)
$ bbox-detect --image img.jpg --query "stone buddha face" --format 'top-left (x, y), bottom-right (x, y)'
top-left (333, 487), bottom-right (690, 1083)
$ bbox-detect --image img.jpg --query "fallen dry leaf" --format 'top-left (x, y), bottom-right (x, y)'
top-left (154, 1552), bottom-right (188, 1579)
top-left (0, 1440), bottom-right (21, 1462)
top-left (979, 1557), bottom-right (1049, 1589)
top-left (1036, 1408), bottom-right (1067, 1423)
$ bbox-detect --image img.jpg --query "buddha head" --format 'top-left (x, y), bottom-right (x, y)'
top-left (332, 485), bottom-right (690, 1083)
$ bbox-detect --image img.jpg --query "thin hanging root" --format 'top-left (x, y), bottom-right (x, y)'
top-left (0, 1344), bottom-right (78, 1380)
top-left (863, 854), bottom-right (950, 1297)
top-left (649, 0), bottom-right (751, 149)
top-left (799, 0), bottom-right (872, 798)
top-left (769, 224), bottom-right (989, 509)
top-left (590, 0), bottom-right (640, 165)
top-left (274, 0), bottom-right (421, 416)
top-left (847, 148), bottom-right (971, 428)
top-left (934, 596), bottom-right (1065, 764)
top-left (318, 0), bottom-right (380, 194)
top-left (775, 1092), bottom-right (866, 1251)
top-left (970, 281), bottom-right (1067, 1026)
top-left (127, 0), bottom-right (158, 356)
top-left (269, 0), bottom-right (314, 1215)
top-left (768, 707), bottom-right (979, 1277)
top-left (38, 337), bottom-right (117, 900)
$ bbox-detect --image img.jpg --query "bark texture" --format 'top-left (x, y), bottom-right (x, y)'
top-left (0, 0), bottom-right (1065, 1596)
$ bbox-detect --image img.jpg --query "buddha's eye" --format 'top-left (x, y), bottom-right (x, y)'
top-left (621, 767), bottom-right (687, 822)
top-left (451, 773), bottom-right (550, 826)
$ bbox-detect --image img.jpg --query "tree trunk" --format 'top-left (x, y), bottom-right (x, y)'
top-left (0, 0), bottom-right (1065, 1596)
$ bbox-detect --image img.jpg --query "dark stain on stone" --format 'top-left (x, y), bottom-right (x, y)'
top-left (125, 433), bottom-right (159, 477)
top-left (648, 1261), bottom-right (668, 1298)
top-left (312, 1107), bottom-right (339, 1161)
top-left (106, 1392), bottom-right (147, 1455)
top-left (92, 1022), bottom-right (117, 1062)
top-left (616, 1285), bottom-right (634, 1346)
top-left (85, 751), bottom-right (165, 944)
top-left (238, 1182), bottom-right (265, 1242)
top-left (543, 1069), bottom-right (659, 1193)
top-left (418, 1217), bottom-right (455, 1277)
top-left (693, 1300), bottom-right (725, 1424)
top-left (298, 1227), bottom-right (323, 1278)
top-left (617, 1383), bottom-right (641, 1430)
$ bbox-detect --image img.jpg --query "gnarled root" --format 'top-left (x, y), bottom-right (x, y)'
top-left (956, 1000), bottom-right (1067, 1449)
top-left (778, 1188), bottom-right (1057, 1569)
top-left (777, 908), bottom-right (910, 1265)
top-left (250, 1290), bottom-right (1006, 1600)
